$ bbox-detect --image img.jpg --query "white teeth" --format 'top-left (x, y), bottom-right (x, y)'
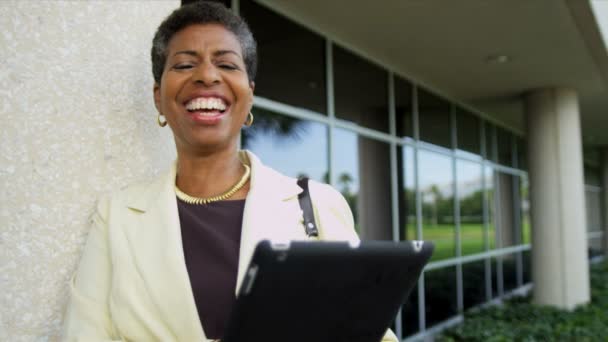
top-left (186, 97), bottom-right (227, 111)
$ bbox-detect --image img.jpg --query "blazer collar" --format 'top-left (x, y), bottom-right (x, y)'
top-left (125, 150), bottom-right (302, 213)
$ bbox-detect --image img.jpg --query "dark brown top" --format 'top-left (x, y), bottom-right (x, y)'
top-left (177, 198), bottom-right (245, 340)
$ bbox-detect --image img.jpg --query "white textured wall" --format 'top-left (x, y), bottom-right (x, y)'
top-left (0, 1), bottom-right (179, 340)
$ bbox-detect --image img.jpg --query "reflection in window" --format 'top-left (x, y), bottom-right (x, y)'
top-left (457, 160), bottom-right (484, 256)
top-left (240, 0), bottom-right (327, 114)
top-left (401, 281), bottom-right (419, 337)
top-left (425, 267), bottom-right (458, 327)
top-left (419, 151), bottom-right (455, 261)
top-left (456, 108), bottom-right (481, 158)
top-left (395, 76), bottom-right (413, 138)
top-left (333, 45), bottom-right (389, 132)
top-left (485, 167), bottom-right (496, 250)
top-left (399, 145), bottom-right (416, 240)
top-left (517, 137), bottom-right (527, 171)
top-left (521, 177), bottom-right (531, 245)
top-left (502, 253), bottom-right (519, 293)
top-left (589, 238), bottom-right (604, 258)
top-left (243, 108), bottom-right (328, 182)
top-left (332, 128), bottom-right (359, 229)
top-left (418, 88), bottom-right (452, 149)
top-left (332, 129), bottom-right (393, 240)
top-left (484, 123), bottom-right (495, 161)
top-left (494, 172), bottom-right (519, 248)
top-left (586, 190), bottom-right (602, 232)
top-left (523, 250), bottom-right (532, 284)
top-left (496, 127), bottom-right (513, 167)
top-left (463, 261), bottom-right (488, 310)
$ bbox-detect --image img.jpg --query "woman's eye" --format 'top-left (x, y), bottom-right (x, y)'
top-left (173, 64), bottom-right (193, 70)
top-left (219, 64), bottom-right (238, 70)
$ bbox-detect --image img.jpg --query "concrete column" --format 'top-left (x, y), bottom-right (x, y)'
top-left (525, 88), bottom-right (590, 309)
top-left (602, 147), bottom-right (608, 255)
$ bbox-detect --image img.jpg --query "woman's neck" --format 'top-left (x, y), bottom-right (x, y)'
top-left (175, 148), bottom-right (248, 199)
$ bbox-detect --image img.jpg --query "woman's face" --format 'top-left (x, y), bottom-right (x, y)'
top-left (154, 24), bottom-right (254, 154)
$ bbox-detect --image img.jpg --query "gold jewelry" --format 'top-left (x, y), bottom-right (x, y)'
top-left (157, 113), bottom-right (167, 127)
top-left (244, 111), bottom-right (254, 126)
top-left (175, 164), bottom-right (251, 205)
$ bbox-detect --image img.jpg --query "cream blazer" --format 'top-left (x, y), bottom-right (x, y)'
top-left (62, 151), bottom-right (398, 342)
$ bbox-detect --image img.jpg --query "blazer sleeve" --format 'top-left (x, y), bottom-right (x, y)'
top-left (62, 197), bottom-right (121, 341)
top-left (310, 182), bottom-right (399, 342)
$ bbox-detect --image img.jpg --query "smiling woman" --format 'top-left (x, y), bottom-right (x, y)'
top-left (61, 1), bottom-right (397, 341)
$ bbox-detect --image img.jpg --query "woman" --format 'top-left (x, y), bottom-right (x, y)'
top-left (62, 2), bottom-right (398, 341)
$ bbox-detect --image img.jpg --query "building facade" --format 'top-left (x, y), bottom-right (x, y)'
top-left (195, 0), bottom-right (607, 339)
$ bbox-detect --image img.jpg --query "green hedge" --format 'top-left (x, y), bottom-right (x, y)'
top-left (438, 260), bottom-right (608, 342)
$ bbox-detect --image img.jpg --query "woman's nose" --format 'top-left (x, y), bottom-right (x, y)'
top-left (193, 63), bottom-right (220, 86)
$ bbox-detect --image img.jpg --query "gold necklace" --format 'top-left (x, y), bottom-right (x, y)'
top-left (175, 164), bottom-right (251, 205)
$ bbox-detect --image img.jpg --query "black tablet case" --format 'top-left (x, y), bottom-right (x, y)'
top-left (223, 240), bottom-right (434, 342)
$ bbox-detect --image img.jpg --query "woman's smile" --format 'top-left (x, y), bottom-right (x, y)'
top-left (184, 95), bottom-right (230, 125)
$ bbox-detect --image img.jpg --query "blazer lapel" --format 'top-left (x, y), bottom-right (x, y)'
top-left (235, 151), bottom-right (305, 293)
top-left (123, 163), bottom-right (206, 341)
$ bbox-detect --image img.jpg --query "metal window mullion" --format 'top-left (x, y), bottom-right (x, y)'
top-left (451, 105), bottom-right (464, 312)
top-left (514, 175), bottom-right (524, 287)
top-left (387, 73), bottom-right (403, 339)
top-left (326, 39), bottom-right (335, 186)
top-left (492, 126), bottom-right (504, 296)
top-left (412, 85), bottom-right (426, 332)
top-left (480, 122), bottom-right (492, 300)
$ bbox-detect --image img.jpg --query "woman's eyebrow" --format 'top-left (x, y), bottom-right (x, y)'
top-left (213, 49), bottom-right (241, 58)
top-left (173, 50), bottom-right (199, 57)
top-left (172, 50), bottom-right (241, 58)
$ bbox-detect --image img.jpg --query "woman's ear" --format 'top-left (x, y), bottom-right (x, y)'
top-left (153, 83), bottom-right (161, 113)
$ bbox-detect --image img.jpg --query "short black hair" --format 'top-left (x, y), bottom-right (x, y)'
top-left (151, 1), bottom-right (257, 84)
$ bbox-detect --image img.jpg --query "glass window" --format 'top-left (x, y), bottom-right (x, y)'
top-left (501, 253), bottom-right (519, 293)
top-left (484, 122), bottom-right (495, 161)
top-left (457, 160), bottom-right (484, 256)
top-left (334, 45), bottom-right (389, 132)
top-left (240, 1), bottom-right (327, 114)
top-left (584, 166), bottom-right (601, 186)
top-left (496, 127), bottom-right (514, 167)
top-left (395, 76), bottom-right (413, 138)
top-left (401, 282), bottom-right (420, 337)
top-left (418, 88), bottom-right (452, 149)
top-left (425, 267), bottom-right (458, 327)
top-left (485, 167), bottom-right (496, 250)
top-left (419, 151), bottom-right (455, 261)
top-left (521, 177), bottom-right (531, 245)
top-left (332, 128), bottom-right (393, 240)
top-left (463, 260), bottom-right (488, 310)
top-left (399, 145), bottom-right (416, 240)
top-left (522, 250), bottom-right (532, 284)
top-left (585, 189), bottom-right (602, 232)
top-left (243, 107), bottom-right (328, 182)
top-left (456, 108), bottom-right (481, 158)
top-left (516, 137), bottom-right (527, 171)
top-left (589, 237), bottom-right (604, 258)
top-left (494, 172), bottom-right (520, 248)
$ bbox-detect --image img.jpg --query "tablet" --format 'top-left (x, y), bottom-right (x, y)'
top-left (223, 239), bottom-right (434, 342)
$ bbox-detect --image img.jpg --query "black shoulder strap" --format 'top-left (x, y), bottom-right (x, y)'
top-left (297, 177), bottom-right (319, 237)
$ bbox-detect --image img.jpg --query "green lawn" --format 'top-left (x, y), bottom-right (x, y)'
top-left (406, 223), bottom-right (530, 262)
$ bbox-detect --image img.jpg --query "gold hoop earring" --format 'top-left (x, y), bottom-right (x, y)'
top-left (157, 114), bottom-right (167, 127)
top-left (245, 111), bottom-right (254, 127)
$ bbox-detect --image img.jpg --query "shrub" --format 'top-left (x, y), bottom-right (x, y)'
top-left (438, 261), bottom-right (608, 342)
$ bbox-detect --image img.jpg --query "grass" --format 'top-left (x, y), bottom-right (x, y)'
top-left (437, 260), bottom-right (608, 341)
top-left (406, 223), bottom-right (532, 262)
